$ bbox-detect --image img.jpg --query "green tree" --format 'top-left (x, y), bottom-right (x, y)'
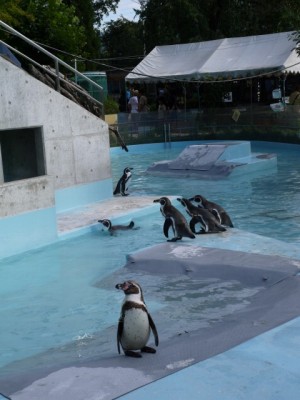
top-left (0, 0), bottom-right (121, 66)
top-left (61, 0), bottom-right (120, 63)
top-left (101, 18), bottom-right (144, 70)
top-left (93, 0), bottom-right (120, 26)
top-left (139, 0), bottom-right (300, 52)
top-left (140, 0), bottom-right (211, 51)
top-left (0, 0), bottom-right (32, 27)
top-left (0, 0), bottom-right (86, 64)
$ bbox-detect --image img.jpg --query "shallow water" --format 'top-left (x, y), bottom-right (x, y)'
top-left (0, 140), bottom-right (299, 379)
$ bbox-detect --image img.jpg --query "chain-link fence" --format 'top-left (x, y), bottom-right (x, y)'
top-left (109, 105), bottom-right (300, 147)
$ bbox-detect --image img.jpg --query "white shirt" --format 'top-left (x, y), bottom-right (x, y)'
top-left (128, 95), bottom-right (139, 113)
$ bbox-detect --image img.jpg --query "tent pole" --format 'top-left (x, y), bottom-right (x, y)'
top-left (183, 83), bottom-right (186, 114)
top-left (250, 79), bottom-right (253, 127)
top-left (282, 74), bottom-right (286, 108)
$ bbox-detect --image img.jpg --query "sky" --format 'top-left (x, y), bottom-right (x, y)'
top-left (102, 0), bottom-right (141, 23)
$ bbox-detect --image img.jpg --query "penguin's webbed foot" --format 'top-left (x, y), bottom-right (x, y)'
top-left (141, 346), bottom-right (156, 354)
top-left (124, 350), bottom-right (142, 358)
top-left (121, 193), bottom-right (129, 196)
top-left (167, 237), bottom-right (181, 242)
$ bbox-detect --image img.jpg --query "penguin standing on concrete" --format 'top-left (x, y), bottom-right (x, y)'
top-left (113, 167), bottom-right (133, 196)
top-left (153, 196), bottom-right (195, 242)
top-left (177, 197), bottom-right (226, 234)
top-left (98, 219), bottom-right (135, 235)
top-left (115, 280), bottom-right (159, 358)
top-left (189, 194), bottom-right (234, 227)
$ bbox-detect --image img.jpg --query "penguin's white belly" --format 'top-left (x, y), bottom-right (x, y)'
top-left (121, 308), bottom-right (150, 350)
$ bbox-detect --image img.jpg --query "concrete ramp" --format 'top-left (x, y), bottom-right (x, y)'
top-left (168, 144), bottom-right (227, 170)
top-left (146, 141), bottom-right (277, 179)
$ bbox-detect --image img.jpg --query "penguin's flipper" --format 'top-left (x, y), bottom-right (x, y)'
top-left (128, 221), bottom-right (135, 229)
top-left (117, 318), bottom-right (124, 354)
top-left (148, 313), bottom-right (159, 346)
top-left (163, 218), bottom-right (174, 238)
top-left (120, 179), bottom-right (126, 195)
top-left (113, 179), bottom-right (122, 195)
top-left (190, 216), bottom-right (204, 234)
top-left (211, 208), bottom-right (221, 223)
top-left (223, 214), bottom-right (234, 227)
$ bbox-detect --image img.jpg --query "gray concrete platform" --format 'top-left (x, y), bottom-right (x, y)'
top-left (56, 195), bottom-right (163, 235)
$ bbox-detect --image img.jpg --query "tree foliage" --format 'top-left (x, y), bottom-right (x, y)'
top-left (101, 18), bottom-right (144, 70)
top-left (0, 0), bottom-right (32, 27)
top-left (0, 0), bottom-right (120, 65)
top-left (2, 0), bottom-right (300, 69)
top-left (137, 0), bottom-right (300, 52)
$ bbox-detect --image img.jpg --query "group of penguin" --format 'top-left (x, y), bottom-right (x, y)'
top-left (101, 167), bottom-right (234, 358)
top-left (101, 166), bottom-right (234, 241)
top-left (154, 195), bottom-right (233, 242)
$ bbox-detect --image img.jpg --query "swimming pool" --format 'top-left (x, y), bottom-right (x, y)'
top-left (0, 140), bottom-right (300, 398)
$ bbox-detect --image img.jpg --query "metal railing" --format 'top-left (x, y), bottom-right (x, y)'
top-left (0, 20), bottom-right (104, 116)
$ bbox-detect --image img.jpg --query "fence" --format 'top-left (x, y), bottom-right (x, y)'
top-left (109, 105), bottom-right (300, 147)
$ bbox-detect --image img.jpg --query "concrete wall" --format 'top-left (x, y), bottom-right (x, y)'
top-left (0, 175), bottom-right (55, 218)
top-left (0, 56), bottom-right (112, 212)
top-left (0, 56), bottom-right (113, 258)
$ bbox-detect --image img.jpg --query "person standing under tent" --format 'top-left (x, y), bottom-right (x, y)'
top-left (128, 90), bottom-right (139, 134)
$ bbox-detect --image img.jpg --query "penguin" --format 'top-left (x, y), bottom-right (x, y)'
top-left (98, 219), bottom-right (135, 235)
top-left (113, 167), bottom-right (133, 196)
top-left (177, 197), bottom-right (226, 234)
top-left (189, 194), bottom-right (234, 227)
top-left (115, 280), bottom-right (159, 358)
top-left (153, 196), bottom-right (195, 242)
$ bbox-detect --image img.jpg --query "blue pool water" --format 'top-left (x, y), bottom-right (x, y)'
top-left (111, 141), bottom-right (300, 244)
top-left (0, 140), bottom-right (300, 382)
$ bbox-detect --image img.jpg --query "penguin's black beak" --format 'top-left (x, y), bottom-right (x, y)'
top-left (153, 199), bottom-right (160, 203)
top-left (188, 197), bottom-right (194, 201)
top-left (115, 283), bottom-right (122, 290)
top-left (176, 198), bottom-right (182, 202)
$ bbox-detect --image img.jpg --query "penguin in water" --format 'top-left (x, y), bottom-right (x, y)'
top-left (153, 196), bottom-right (195, 242)
top-left (177, 197), bottom-right (226, 234)
top-left (98, 219), bottom-right (135, 235)
top-left (189, 194), bottom-right (234, 227)
top-left (115, 280), bottom-right (159, 358)
top-left (113, 167), bottom-right (133, 196)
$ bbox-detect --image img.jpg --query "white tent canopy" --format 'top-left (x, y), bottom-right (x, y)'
top-left (126, 31), bottom-right (300, 83)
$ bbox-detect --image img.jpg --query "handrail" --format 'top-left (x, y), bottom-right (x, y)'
top-left (1, 39), bottom-right (103, 110)
top-left (0, 20), bottom-right (104, 115)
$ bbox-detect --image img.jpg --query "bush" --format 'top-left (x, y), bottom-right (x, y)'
top-left (104, 96), bottom-right (119, 114)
